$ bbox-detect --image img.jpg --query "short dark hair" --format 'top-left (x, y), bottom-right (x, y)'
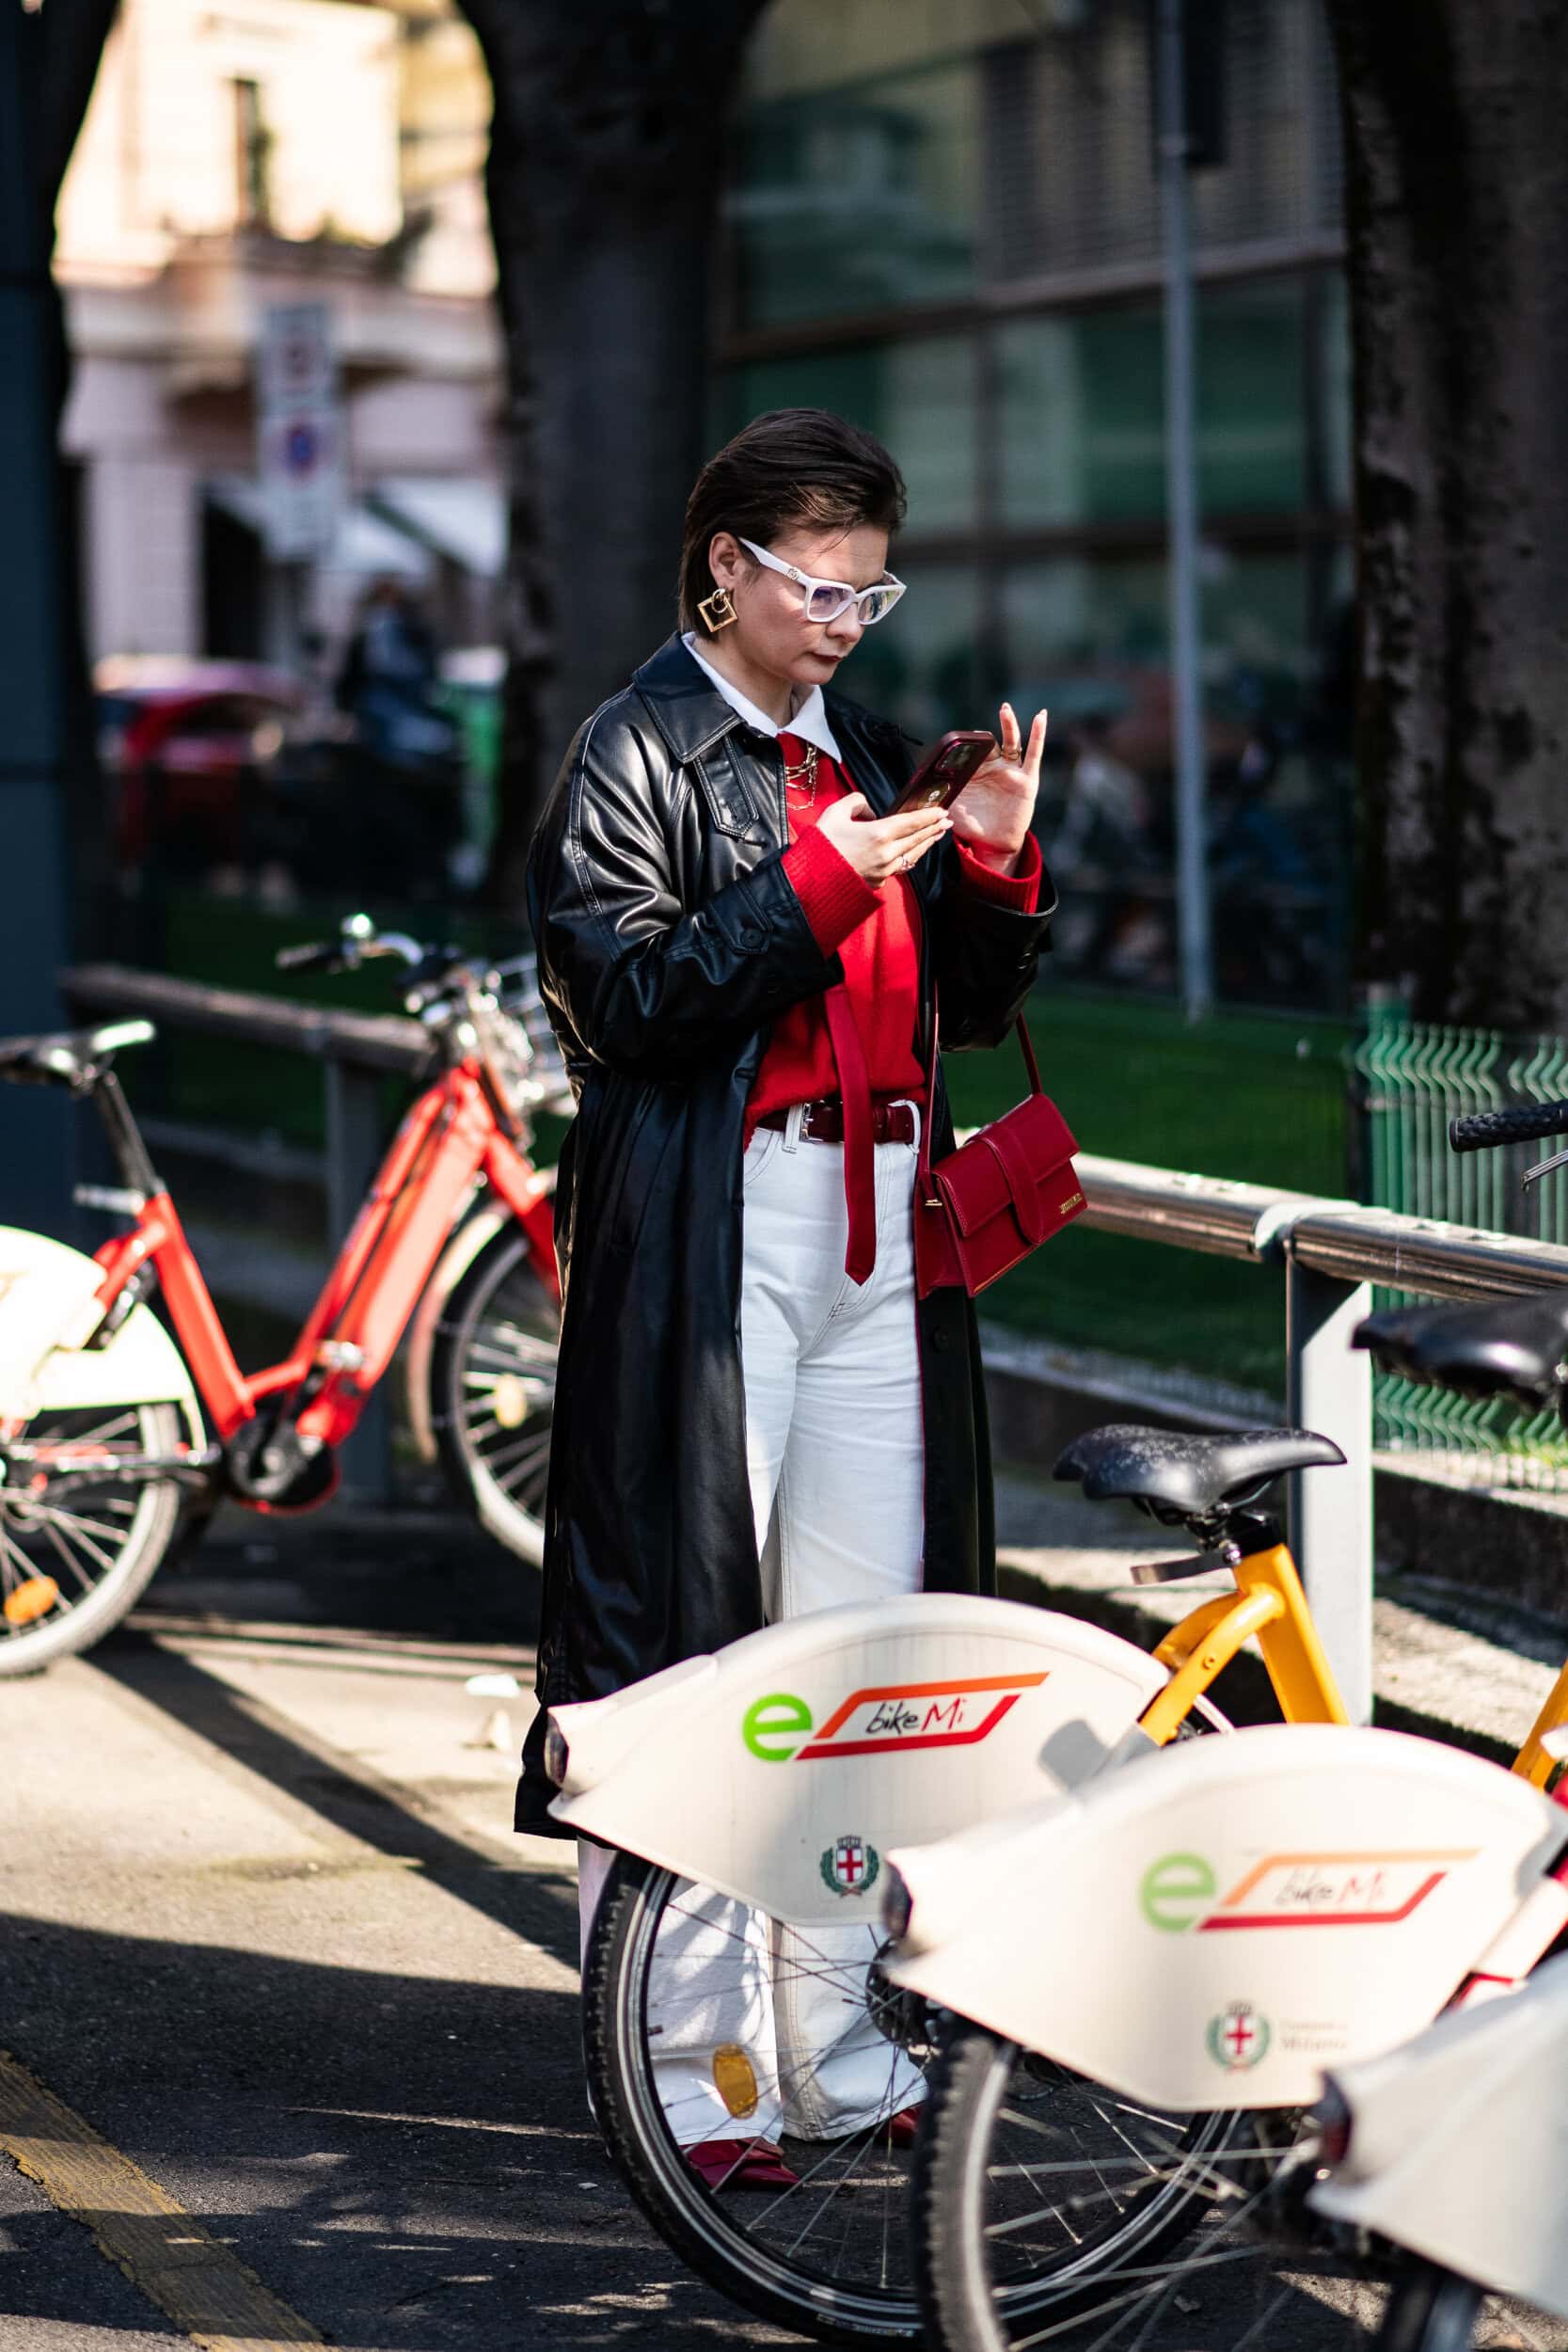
top-left (678, 408), bottom-right (908, 635)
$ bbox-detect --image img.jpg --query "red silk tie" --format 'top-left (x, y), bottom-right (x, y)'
top-left (780, 731), bottom-right (878, 1283)
top-left (824, 982), bottom-right (877, 1284)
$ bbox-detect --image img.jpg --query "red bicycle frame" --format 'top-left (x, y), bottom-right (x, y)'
top-left (85, 1057), bottom-right (557, 1482)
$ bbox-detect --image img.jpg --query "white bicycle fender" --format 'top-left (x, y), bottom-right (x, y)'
top-left (0, 1225), bottom-right (201, 1440)
top-left (1310, 1949), bottom-right (1568, 2318)
top-left (0, 1227), bottom-right (104, 1407)
top-left (548, 1593), bottom-right (1193, 1926)
top-left (885, 1721), bottom-right (1564, 2112)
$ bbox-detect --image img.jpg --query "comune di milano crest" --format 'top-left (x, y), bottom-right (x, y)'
top-left (820, 1835), bottom-right (880, 1897)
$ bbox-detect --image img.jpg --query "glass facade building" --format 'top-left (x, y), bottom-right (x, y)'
top-left (713, 0), bottom-right (1353, 1009)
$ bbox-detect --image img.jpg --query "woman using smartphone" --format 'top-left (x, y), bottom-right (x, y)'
top-left (522, 406), bottom-right (1051, 2184)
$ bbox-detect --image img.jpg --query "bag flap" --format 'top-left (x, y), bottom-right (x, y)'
top-left (933, 1092), bottom-right (1080, 1238)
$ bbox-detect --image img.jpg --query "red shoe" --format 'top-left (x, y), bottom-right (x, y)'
top-left (686, 2137), bottom-right (800, 2193)
top-left (883, 2105), bottom-right (923, 2150)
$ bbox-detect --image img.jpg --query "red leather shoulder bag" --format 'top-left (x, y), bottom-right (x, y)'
top-left (912, 1008), bottom-right (1086, 1298)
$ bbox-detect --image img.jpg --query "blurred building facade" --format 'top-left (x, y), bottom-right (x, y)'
top-left (717, 0), bottom-right (1352, 1009)
top-left (55, 0), bottom-right (502, 670)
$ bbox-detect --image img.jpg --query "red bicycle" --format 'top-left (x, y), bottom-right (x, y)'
top-left (0, 916), bottom-right (563, 1673)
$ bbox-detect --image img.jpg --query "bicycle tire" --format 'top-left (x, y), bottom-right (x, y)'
top-left (584, 1851), bottom-right (932, 2347)
top-left (914, 2015), bottom-right (1248, 2352)
top-left (430, 1225), bottom-right (559, 1565)
top-left (0, 1400), bottom-right (184, 1675)
top-left (1375, 2265), bottom-right (1483, 2352)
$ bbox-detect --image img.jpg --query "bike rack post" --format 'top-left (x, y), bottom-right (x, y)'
top-left (1284, 1249), bottom-right (1374, 1724)
top-left (325, 1057), bottom-right (395, 1502)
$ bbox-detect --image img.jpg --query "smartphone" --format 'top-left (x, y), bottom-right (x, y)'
top-left (892, 730), bottom-right (995, 816)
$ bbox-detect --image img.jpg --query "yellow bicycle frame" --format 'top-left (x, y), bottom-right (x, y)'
top-left (1137, 1539), bottom-right (1350, 1746)
top-left (1135, 1534), bottom-right (1568, 1787)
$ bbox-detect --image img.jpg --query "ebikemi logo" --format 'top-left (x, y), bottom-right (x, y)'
top-left (1140, 1848), bottom-right (1479, 1933)
top-left (741, 1673), bottom-right (1049, 1763)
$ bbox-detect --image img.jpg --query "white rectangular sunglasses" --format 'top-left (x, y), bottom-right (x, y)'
top-left (737, 537), bottom-right (907, 626)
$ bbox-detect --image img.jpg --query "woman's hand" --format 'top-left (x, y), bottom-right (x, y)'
top-left (948, 704), bottom-right (1047, 874)
top-left (816, 794), bottom-right (952, 886)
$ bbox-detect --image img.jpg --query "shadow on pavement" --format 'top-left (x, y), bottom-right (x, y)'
top-left (96, 1631), bottom-right (579, 1970)
top-left (2, 1917), bottom-right (790, 2349)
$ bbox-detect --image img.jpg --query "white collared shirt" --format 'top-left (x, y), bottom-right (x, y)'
top-left (681, 631), bottom-right (842, 762)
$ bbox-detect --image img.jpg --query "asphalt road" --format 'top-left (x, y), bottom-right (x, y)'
top-left (0, 1502), bottom-right (794, 2352)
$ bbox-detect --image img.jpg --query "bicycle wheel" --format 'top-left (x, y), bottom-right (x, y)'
top-left (0, 1401), bottom-right (184, 1675)
top-left (915, 2018), bottom-right (1391, 2352)
top-left (584, 1851), bottom-right (936, 2346)
top-left (431, 1227), bottom-right (559, 1565)
top-left (1376, 2266), bottom-right (1482, 2352)
top-left (1377, 2260), bottom-right (1568, 2352)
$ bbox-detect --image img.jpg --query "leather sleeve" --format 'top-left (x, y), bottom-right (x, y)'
top-left (527, 711), bottom-right (845, 1079)
top-left (926, 834), bottom-right (1059, 1050)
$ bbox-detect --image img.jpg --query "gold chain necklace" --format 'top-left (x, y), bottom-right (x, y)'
top-left (782, 742), bottom-right (819, 805)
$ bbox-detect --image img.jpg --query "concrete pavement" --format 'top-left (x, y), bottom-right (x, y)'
top-left (4, 1480), bottom-right (1566, 2350)
top-left (0, 1506), bottom-right (793, 2351)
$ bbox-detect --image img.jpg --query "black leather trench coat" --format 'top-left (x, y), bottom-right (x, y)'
top-left (515, 635), bottom-right (1054, 1835)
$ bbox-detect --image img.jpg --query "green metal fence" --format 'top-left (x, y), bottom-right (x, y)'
top-left (1355, 1005), bottom-right (1568, 1486)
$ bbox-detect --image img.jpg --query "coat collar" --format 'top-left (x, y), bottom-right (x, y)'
top-left (633, 636), bottom-right (747, 764)
top-left (632, 634), bottom-right (911, 796)
top-left (679, 632), bottom-right (841, 759)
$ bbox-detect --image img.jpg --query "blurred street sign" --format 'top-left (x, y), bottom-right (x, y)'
top-left (257, 303), bottom-right (343, 559)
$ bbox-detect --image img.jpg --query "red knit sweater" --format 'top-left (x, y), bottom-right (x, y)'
top-left (745, 734), bottom-right (1042, 1142)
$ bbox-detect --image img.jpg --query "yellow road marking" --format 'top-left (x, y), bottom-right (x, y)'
top-left (0, 2048), bottom-right (322, 2350)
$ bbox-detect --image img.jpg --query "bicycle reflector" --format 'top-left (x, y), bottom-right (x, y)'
top-left (543, 1720), bottom-right (570, 1788)
top-left (712, 2044), bottom-right (761, 2120)
top-left (3, 1575), bottom-right (59, 1627)
top-left (880, 1865), bottom-right (914, 1945)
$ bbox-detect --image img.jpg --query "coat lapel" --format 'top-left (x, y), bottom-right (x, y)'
top-left (826, 694), bottom-right (912, 817)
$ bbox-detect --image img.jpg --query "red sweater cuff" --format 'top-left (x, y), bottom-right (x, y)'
top-left (957, 831), bottom-right (1043, 913)
top-left (782, 825), bottom-right (881, 955)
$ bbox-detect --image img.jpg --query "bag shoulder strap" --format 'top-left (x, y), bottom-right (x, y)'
top-left (920, 989), bottom-right (1044, 1183)
top-left (1013, 1011), bottom-right (1044, 1096)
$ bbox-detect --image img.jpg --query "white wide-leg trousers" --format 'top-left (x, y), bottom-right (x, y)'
top-left (579, 1115), bottom-right (927, 2143)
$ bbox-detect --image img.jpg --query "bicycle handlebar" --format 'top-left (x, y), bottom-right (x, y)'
top-left (1449, 1101), bottom-right (1568, 1153)
top-left (276, 919), bottom-right (436, 978)
top-left (275, 941), bottom-right (342, 974)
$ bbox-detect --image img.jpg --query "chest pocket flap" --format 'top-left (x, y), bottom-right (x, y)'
top-left (690, 739), bottom-right (772, 848)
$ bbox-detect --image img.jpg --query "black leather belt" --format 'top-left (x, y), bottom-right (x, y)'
top-left (757, 1097), bottom-right (919, 1147)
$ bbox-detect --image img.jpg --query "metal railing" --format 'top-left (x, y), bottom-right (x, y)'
top-left (1074, 1152), bottom-right (1568, 1726)
top-left (51, 965), bottom-right (1568, 1722)
top-left (59, 960), bottom-right (567, 1241)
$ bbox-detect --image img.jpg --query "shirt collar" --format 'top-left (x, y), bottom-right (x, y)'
top-left (680, 632), bottom-right (841, 762)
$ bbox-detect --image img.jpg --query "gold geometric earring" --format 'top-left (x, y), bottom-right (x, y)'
top-left (698, 584), bottom-right (737, 633)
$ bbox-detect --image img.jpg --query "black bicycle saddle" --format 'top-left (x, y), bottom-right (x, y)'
top-left (1354, 1294), bottom-right (1568, 1410)
top-left (1053, 1423), bottom-right (1345, 1518)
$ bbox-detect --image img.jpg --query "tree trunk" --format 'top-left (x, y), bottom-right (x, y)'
top-left (454, 0), bottom-right (771, 914)
top-left (1, 0), bottom-right (117, 1216)
top-left (1326, 0), bottom-right (1568, 1028)
top-left (16, 0), bottom-right (119, 946)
